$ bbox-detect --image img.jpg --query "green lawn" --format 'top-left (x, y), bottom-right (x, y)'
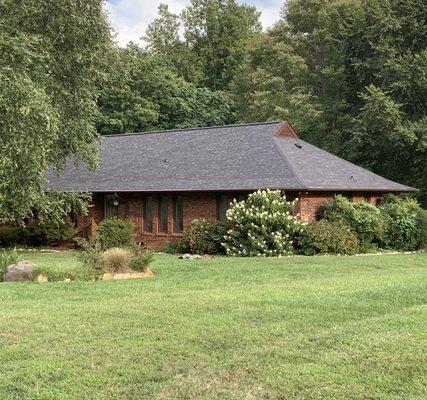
top-left (0, 252), bottom-right (426, 399)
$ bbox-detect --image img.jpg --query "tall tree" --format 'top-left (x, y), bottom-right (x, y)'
top-left (182, 0), bottom-right (262, 90)
top-left (231, 0), bottom-right (427, 202)
top-left (0, 0), bottom-right (113, 222)
top-left (96, 46), bottom-right (233, 134)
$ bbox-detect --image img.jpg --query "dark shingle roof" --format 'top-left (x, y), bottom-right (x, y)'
top-left (47, 122), bottom-right (416, 193)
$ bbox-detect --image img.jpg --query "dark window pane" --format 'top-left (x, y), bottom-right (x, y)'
top-left (218, 194), bottom-right (228, 222)
top-left (159, 195), bottom-right (168, 233)
top-left (173, 195), bottom-right (184, 233)
top-left (144, 196), bottom-right (153, 233)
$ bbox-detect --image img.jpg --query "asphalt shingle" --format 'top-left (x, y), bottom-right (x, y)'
top-left (47, 122), bottom-right (416, 193)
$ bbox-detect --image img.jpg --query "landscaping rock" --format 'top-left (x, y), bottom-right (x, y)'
top-left (36, 274), bottom-right (49, 283)
top-left (2, 261), bottom-right (35, 282)
top-left (180, 254), bottom-right (202, 260)
top-left (101, 269), bottom-right (154, 281)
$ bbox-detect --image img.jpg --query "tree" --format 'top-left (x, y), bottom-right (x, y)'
top-left (182, 0), bottom-right (262, 90)
top-left (230, 0), bottom-right (427, 202)
top-left (96, 45), bottom-right (233, 134)
top-left (0, 0), bottom-right (113, 223)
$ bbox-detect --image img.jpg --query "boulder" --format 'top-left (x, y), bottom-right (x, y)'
top-left (2, 261), bottom-right (35, 282)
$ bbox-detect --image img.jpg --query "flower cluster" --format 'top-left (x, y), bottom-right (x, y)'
top-left (222, 189), bottom-right (304, 256)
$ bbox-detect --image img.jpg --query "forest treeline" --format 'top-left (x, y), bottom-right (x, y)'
top-left (98, 0), bottom-right (427, 204)
top-left (1, 0), bottom-right (426, 223)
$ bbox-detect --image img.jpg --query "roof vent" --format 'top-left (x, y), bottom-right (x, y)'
top-left (294, 143), bottom-right (302, 149)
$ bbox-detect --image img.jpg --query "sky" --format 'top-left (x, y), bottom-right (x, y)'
top-left (105, 0), bottom-right (284, 47)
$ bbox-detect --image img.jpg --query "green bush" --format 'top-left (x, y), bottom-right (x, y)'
top-left (223, 189), bottom-right (304, 256)
top-left (177, 219), bottom-right (227, 255)
top-left (30, 263), bottom-right (93, 282)
top-left (76, 236), bottom-right (104, 278)
top-left (379, 195), bottom-right (427, 250)
top-left (0, 247), bottom-right (21, 280)
top-left (97, 218), bottom-right (134, 249)
top-left (130, 251), bottom-right (154, 272)
top-left (164, 242), bottom-right (179, 254)
top-left (323, 195), bottom-right (384, 248)
top-left (0, 220), bottom-right (76, 247)
top-left (32, 220), bottom-right (77, 246)
top-left (297, 220), bottom-right (360, 255)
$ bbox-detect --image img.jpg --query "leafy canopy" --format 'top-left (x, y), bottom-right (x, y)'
top-left (0, 0), bottom-right (113, 223)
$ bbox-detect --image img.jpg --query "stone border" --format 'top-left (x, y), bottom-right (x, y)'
top-left (101, 269), bottom-right (154, 281)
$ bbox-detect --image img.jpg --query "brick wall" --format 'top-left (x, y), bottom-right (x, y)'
top-left (76, 191), bottom-right (385, 249)
top-left (297, 191), bottom-right (385, 221)
top-left (77, 192), bottom-right (223, 250)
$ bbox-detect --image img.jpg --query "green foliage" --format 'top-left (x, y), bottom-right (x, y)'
top-left (30, 263), bottom-right (93, 282)
top-left (0, 247), bottom-right (21, 280)
top-left (96, 47), bottom-right (232, 134)
top-left (164, 242), bottom-right (179, 254)
top-left (223, 189), bottom-right (304, 256)
top-left (32, 220), bottom-right (77, 246)
top-left (178, 219), bottom-right (227, 255)
top-left (229, 0), bottom-right (427, 203)
top-left (323, 195), bottom-right (384, 249)
top-left (379, 195), bottom-right (427, 250)
top-left (97, 218), bottom-right (135, 250)
top-left (0, 219), bottom-right (76, 247)
top-left (76, 236), bottom-right (104, 278)
top-left (0, 0), bottom-right (113, 223)
top-left (129, 251), bottom-right (154, 272)
top-left (297, 220), bottom-right (359, 256)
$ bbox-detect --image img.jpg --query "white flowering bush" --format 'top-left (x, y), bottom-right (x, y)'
top-left (222, 189), bottom-right (304, 256)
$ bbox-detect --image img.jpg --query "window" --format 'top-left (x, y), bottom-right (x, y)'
top-left (173, 195), bottom-right (184, 233)
top-left (364, 193), bottom-right (372, 204)
top-left (218, 194), bottom-right (229, 222)
top-left (144, 196), bottom-right (153, 233)
top-left (158, 195), bottom-right (168, 233)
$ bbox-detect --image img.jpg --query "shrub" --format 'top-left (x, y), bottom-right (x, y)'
top-left (0, 247), bottom-right (21, 280)
top-left (101, 247), bottom-right (132, 273)
top-left (222, 189), bottom-right (304, 256)
top-left (97, 218), bottom-right (134, 249)
top-left (164, 242), bottom-right (179, 254)
top-left (130, 251), bottom-right (154, 272)
top-left (0, 220), bottom-right (76, 247)
top-left (32, 220), bottom-right (77, 246)
top-left (379, 195), bottom-right (427, 250)
top-left (178, 219), bottom-right (227, 255)
top-left (297, 220), bottom-right (359, 255)
top-left (323, 195), bottom-right (384, 248)
top-left (76, 236), bottom-right (104, 277)
top-left (30, 263), bottom-right (93, 282)
top-left (0, 227), bottom-right (22, 246)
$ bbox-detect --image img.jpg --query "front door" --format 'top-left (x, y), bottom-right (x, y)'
top-left (104, 194), bottom-right (117, 219)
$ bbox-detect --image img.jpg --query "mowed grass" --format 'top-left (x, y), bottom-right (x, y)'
top-left (0, 252), bottom-right (426, 400)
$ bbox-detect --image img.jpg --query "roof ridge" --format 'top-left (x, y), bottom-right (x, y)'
top-left (100, 121), bottom-right (284, 138)
top-left (271, 137), bottom-right (306, 190)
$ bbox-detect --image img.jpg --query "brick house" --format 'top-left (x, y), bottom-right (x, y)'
top-left (47, 121), bottom-right (417, 249)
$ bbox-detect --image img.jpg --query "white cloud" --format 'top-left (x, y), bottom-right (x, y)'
top-left (105, 0), bottom-right (283, 47)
